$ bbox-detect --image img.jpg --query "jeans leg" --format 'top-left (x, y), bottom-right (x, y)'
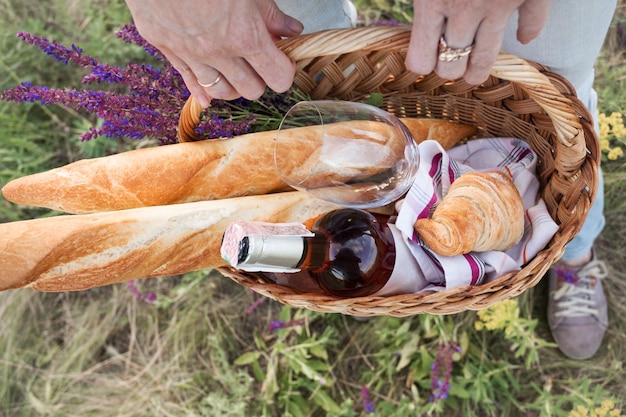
top-left (502, 1), bottom-right (616, 261)
top-left (274, 0), bottom-right (356, 34)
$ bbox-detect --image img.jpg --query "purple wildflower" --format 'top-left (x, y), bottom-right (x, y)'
top-left (361, 386), bottom-right (376, 414)
top-left (246, 294), bottom-right (266, 314)
top-left (195, 113), bottom-right (255, 139)
top-left (430, 342), bottom-right (461, 402)
top-left (2, 26), bottom-right (301, 145)
top-left (1, 82), bottom-right (181, 143)
top-left (116, 23), bottom-right (166, 59)
top-left (268, 320), bottom-right (286, 332)
top-left (553, 265), bottom-right (580, 285)
top-left (17, 32), bottom-right (98, 67)
top-left (127, 280), bottom-right (157, 304)
top-left (268, 318), bottom-right (306, 332)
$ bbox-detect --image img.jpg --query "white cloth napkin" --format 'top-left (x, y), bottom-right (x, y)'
top-left (393, 138), bottom-right (559, 292)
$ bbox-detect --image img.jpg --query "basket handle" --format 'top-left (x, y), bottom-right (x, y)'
top-left (178, 92), bottom-right (205, 142)
top-left (177, 26), bottom-right (586, 174)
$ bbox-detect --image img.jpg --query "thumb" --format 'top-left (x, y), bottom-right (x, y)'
top-left (261, 0), bottom-right (304, 37)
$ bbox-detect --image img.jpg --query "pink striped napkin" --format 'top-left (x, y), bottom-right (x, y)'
top-left (393, 138), bottom-right (558, 292)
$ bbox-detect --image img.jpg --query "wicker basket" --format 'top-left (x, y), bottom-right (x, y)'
top-left (178, 26), bottom-right (599, 317)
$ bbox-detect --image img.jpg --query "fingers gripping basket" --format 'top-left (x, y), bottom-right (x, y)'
top-left (179, 26), bottom-right (600, 317)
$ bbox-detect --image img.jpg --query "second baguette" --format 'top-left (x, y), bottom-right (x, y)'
top-left (0, 191), bottom-right (339, 292)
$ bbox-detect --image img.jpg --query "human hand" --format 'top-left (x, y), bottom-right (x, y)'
top-left (124, 0), bottom-right (304, 107)
top-left (407, 0), bottom-right (552, 84)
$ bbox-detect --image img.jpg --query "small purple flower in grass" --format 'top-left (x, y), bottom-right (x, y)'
top-left (246, 293), bottom-right (266, 314)
top-left (430, 342), bottom-right (461, 402)
top-left (127, 280), bottom-right (157, 304)
top-left (361, 386), bottom-right (376, 414)
top-left (553, 265), bottom-right (580, 285)
top-left (268, 318), bottom-right (306, 332)
top-left (268, 320), bottom-right (285, 332)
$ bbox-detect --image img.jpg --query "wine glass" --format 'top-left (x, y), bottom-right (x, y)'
top-left (274, 100), bottom-right (419, 208)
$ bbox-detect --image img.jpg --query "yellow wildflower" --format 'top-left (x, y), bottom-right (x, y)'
top-left (474, 299), bottom-right (519, 333)
top-left (607, 147), bottom-right (624, 160)
top-left (600, 139), bottom-right (611, 152)
top-left (613, 122), bottom-right (626, 138)
top-left (598, 400), bottom-right (623, 417)
top-left (609, 111), bottom-right (624, 124)
top-left (569, 405), bottom-right (590, 417)
top-left (598, 111), bottom-right (626, 160)
top-left (567, 400), bottom-right (624, 417)
top-left (599, 117), bottom-right (612, 139)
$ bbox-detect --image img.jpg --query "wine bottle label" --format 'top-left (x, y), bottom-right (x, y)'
top-left (221, 221), bottom-right (314, 273)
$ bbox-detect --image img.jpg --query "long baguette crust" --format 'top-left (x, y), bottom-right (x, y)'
top-left (3, 129), bottom-right (292, 214)
top-left (2, 118), bottom-right (477, 214)
top-left (0, 192), bottom-right (339, 292)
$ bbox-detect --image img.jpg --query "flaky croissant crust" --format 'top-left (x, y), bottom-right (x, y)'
top-left (414, 170), bottom-right (525, 257)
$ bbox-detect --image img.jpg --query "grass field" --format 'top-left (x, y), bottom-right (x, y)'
top-left (0, 1), bottom-right (625, 416)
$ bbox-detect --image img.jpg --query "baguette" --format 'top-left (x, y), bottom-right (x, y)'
top-left (0, 191), bottom-right (339, 292)
top-left (398, 118), bottom-right (476, 149)
top-left (2, 118), bottom-right (477, 214)
top-left (414, 170), bottom-right (525, 256)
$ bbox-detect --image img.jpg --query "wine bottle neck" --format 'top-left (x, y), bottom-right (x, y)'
top-left (238, 235), bottom-right (305, 272)
top-left (237, 234), bottom-right (328, 273)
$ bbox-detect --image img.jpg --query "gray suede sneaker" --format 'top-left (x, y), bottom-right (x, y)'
top-left (547, 253), bottom-right (608, 360)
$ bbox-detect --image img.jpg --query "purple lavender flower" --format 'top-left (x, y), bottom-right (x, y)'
top-left (268, 318), bottom-right (306, 332)
top-left (17, 32), bottom-right (98, 67)
top-left (2, 26), bottom-right (303, 145)
top-left (268, 320), bottom-right (286, 332)
top-left (361, 386), bottom-right (376, 414)
top-left (116, 23), bottom-right (166, 59)
top-left (429, 342), bottom-right (461, 402)
top-left (1, 82), bottom-right (182, 143)
top-left (246, 293), bottom-right (266, 314)
top-left (553, 265), bottom-right (580, 285)
top-left (127, 280), bottom-right (157, 304)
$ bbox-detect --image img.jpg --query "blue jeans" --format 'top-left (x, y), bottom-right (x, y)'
top-left (277, 0), bottom-right (616, 261)
top-left (502, 0), bottom-right (616, 260)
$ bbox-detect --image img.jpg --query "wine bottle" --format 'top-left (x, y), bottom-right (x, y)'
top-left (221, 208), bottom-right (424, 297)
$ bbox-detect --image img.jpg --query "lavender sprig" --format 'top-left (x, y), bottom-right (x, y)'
top-left (127, 280), bottom-right (157, 304)
top-left (268, 319), bottom-right (306, 332)
top-left (361, 386), bottom-right (376, 414)
top-left (246, 291), bottom-right (266, 314)
top-left (2, 82), bottom-right (182, 142)
top-left (16, 32), bottom-right (98, 67)
top-left (115, 23), bottom-right (167, 59)
top-left (430, 342), bottom-right (461, 402)
top-left (2, 25), bottom-right (302, 145)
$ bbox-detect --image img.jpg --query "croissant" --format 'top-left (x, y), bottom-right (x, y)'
top-left (413, 170), bottom-right (525, 256)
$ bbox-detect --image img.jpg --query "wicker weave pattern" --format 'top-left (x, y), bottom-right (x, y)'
top-left (179, 26), bottom-right (599, 316)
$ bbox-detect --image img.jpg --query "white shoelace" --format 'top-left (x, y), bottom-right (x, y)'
top-left (552, 260), bottom-right (608, 319)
